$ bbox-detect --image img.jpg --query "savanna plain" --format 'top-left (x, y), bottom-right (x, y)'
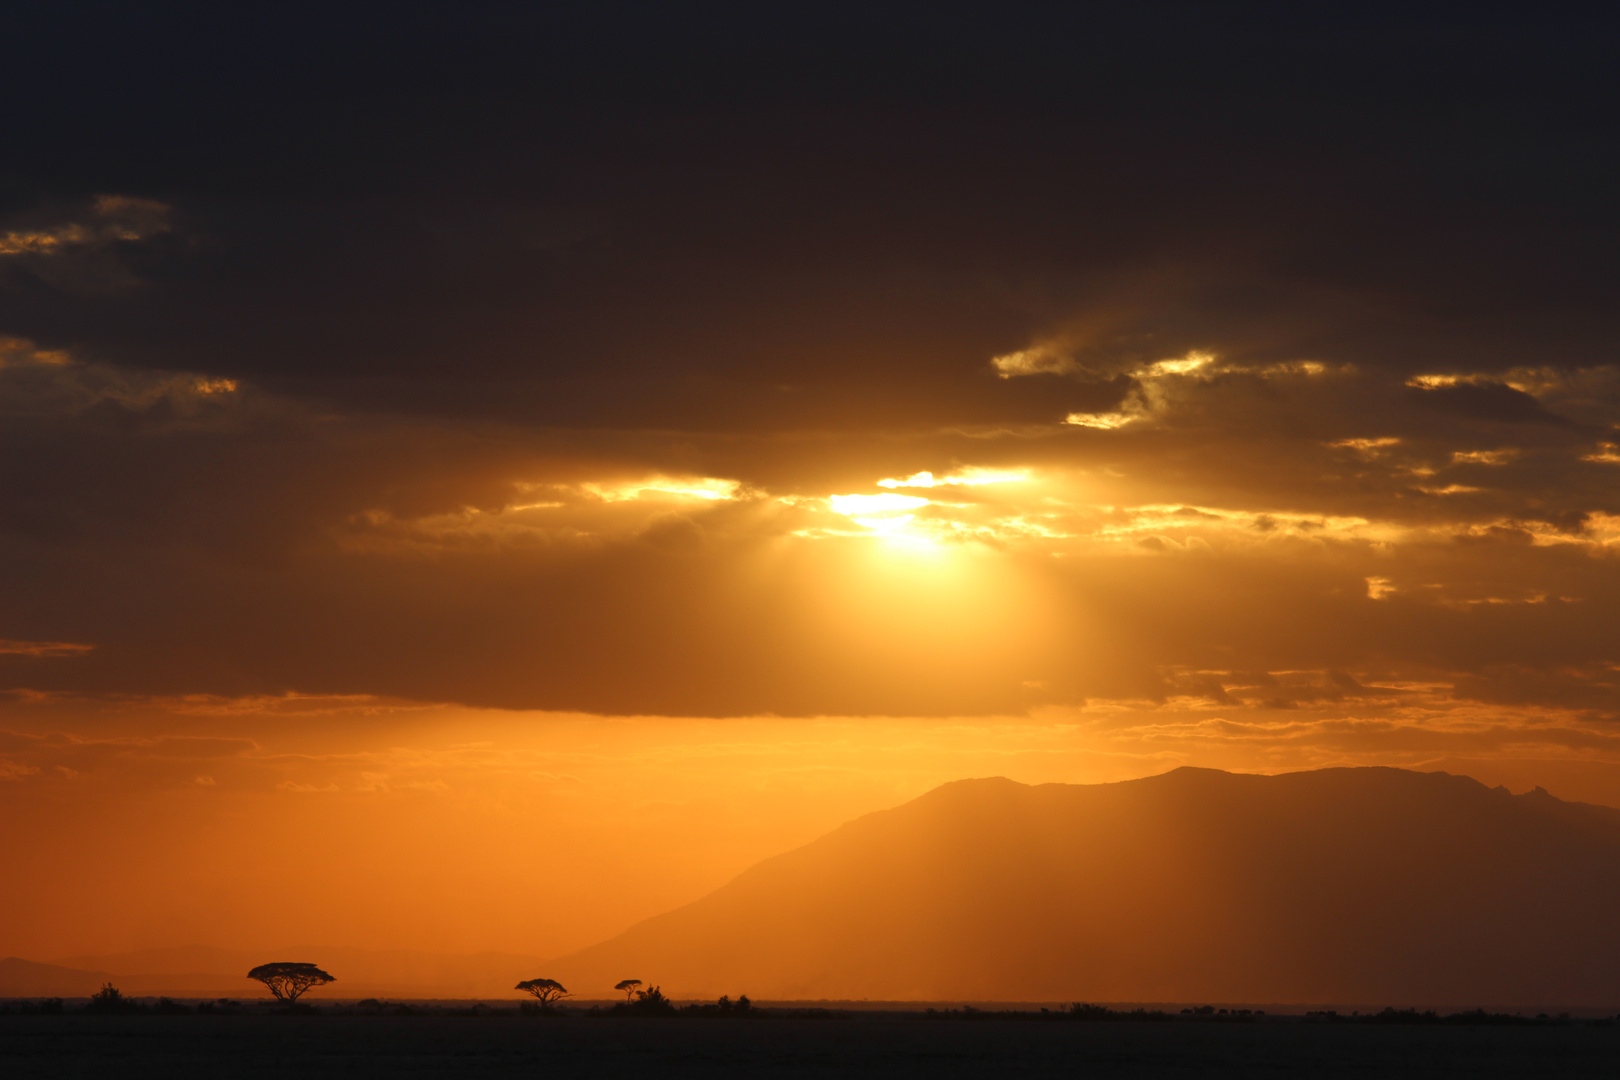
top-left (5, 1010), bottom-right (1620, 1079)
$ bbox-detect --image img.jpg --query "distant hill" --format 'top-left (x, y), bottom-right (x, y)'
top-left (0, 945), bottom-right (551, 999)
top-left (41, 945), bottom-right (548, 999)
top-left (0, 957), bottom-right (111, 998)
top-left (548, 767), bottom-right (1620, 1005)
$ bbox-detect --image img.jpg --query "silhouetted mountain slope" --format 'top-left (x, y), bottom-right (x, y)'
top-left (549, 767), bottom-right (1620, 1004)
top-left (0, 957), bottom-right (111, 997)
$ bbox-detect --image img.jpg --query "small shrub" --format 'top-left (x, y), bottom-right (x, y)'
top-left (631, 985), bottom-right (676, 1016)
top-left (1070, 1003), bottom-right (1112, 1021)
top-left (85, 983), bottom-right (141, 1014)
top-left (606, 985), bottom-right (677, 1017)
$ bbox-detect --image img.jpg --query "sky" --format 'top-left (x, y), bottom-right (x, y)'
top-left (3, 4), bottom-right (1620, 964)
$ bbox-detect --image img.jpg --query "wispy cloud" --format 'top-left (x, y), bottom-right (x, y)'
top-left (0, 639), bottom-right (93, 658)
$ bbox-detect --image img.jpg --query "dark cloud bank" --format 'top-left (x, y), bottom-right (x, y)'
top-left (1, 4), bottom-right (1618, 717)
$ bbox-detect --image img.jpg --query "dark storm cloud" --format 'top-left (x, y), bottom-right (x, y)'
top-left (3, 4), bottom-right (1617, 425)
top-left (1, 5), bottom-right (1619, 716)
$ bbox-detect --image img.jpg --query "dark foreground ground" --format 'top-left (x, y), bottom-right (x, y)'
top-left (4, 1014), bottom-right (1620, 1078)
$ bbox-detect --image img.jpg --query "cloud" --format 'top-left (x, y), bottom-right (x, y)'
top-left (0, 195), bottom-right (172, 295)
top-left (1045, 351), bottom-right (1344, 430)
top-left (991, 346), bottom-right (1079, 378)
top-left (0, 8), bottom-right (1615, 730)
top-left (0, 758), bottom-right (41, 780)
top-left (0, 336), bottom-right (246, 423)
top-left (0, 195), bottom-right (169, 257)
top-left (0, 335), bottom-right (1612, 718)
top-left (0, 639), bottom-right (93, 657)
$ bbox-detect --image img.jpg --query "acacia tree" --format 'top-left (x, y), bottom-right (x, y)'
top-left (614, 979), bottom-right (643, 1001)
top-left (247, 962), bottom-right (336, 1003)
top-left (515, 977), bottom-right (569, 1007)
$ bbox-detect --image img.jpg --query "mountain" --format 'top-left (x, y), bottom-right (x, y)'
top-left (41, 945), bottom-right (548, 999)
top-left (0, 957), bottom-right (112, 998)
top-left (547, 767), bottom-right (1620, 1005)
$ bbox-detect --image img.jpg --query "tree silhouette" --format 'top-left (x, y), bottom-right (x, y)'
top-left (515, 977), bottom-right (569, 1007)
top-left (615, 979), bottom-right (643, 1001)
top-left (247, 963), bottom-right (335, 1003)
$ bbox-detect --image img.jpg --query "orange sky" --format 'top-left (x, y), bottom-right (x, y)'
top-left (6, 686), bottom-right (1620, 962)
top-left (4, 343), bottom-right (1620, 963)
top-left (5, 348), bottom-right (1620, 962)
top-left (3, 8), bottom-right (1620, 970)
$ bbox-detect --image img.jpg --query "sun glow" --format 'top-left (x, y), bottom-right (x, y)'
top-left (826, 492), bottom-right (941, 546)
top-left (852, 513), bottom-right (917, 534)
top-left (829, 493), bottom-right (930, 516)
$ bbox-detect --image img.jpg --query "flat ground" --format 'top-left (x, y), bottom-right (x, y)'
top-left (3, 1014), bottom-right (1619, 1078)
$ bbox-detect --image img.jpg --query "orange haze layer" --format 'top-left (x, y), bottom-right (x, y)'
top-left (5, 694), bottom-right (1620, 969)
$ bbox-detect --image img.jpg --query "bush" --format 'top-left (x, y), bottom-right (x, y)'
top-left (85, 984), bottom-right (142, 1015)
top-left (604, 985), bottom-right (677, 1017)
top-left (681, 994), bottom-right (759, 1018)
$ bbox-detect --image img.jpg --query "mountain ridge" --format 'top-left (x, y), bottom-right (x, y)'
top-left (12, 767), bottom-right (1620, 1004)
top-left (546, 766), bottom-right (1620, 1004)
top-left (0, 957), bottom-right (114, 998)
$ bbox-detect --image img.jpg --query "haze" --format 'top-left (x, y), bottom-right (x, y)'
top-left (2, 7), bottom-right (1619, 996)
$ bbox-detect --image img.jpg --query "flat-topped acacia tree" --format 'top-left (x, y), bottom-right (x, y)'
top-left (515, 977), bottom-right (569, 1008)
top-left (247, 962), bottom-right (336, 1003)
top-left (615, 979), bottom-right (642, 1001)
